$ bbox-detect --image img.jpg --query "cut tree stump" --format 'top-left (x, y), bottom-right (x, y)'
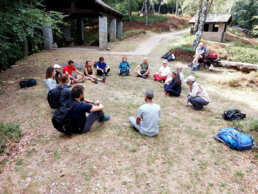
top-left (215, 60), bottom-right (258, 73)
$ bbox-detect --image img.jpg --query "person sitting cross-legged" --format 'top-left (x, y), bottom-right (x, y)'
top-left (128, 90), bottom-right (160, 137)
top-left (68, 85), bottom-right (110, 134)
top-left (84, 61), bottom-right (106, 84)
top-left (163, 72), bottom-right (182, 97)
top-left (118, 57), bottom-right (131, 76)
top-left (153, 59), bottom-right (170, 83)
top-left (58, 74), bottom-right (72, 107)
top-left (96, 57), bottom-right (110, 76)
top-left (63, 60), bottom-right (87, 84)
top-left (185, 75), bottom-right (210, 110)
top-left (53, 64), bottom-right (62, 84)
top-left (165, 66), bottom-right (184, 85)
top-left (135, 57), bottom-right (151, 79)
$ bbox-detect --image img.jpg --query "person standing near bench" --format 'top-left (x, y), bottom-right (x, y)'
top-left (69, 85), bottom-right (110, 134)
top-left (128, 90), bottom-right (160, 137)
top-left (185, 75), bottom-right (210, 110)
top-left (96, 57), bottom-right (110, 76)
top-left (135, 57), bottom-right (151, 79)
top-left (118, 57), bottom-right (131, 76)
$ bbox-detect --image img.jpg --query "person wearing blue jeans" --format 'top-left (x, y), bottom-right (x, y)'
top-left (185, 75), bottom-right (210, 110)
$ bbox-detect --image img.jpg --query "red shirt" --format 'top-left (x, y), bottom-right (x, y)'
top-left (63, 65), bottom-right (76, 75)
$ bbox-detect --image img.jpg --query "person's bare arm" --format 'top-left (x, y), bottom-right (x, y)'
top-left (90, 104), bottom-right (104, 112)
top-left (136, 117), bottom-right (141, 124)
top-left (144, 67), bottom-right (151, 75)
top-left (64, 71), bottom-right (75, 80)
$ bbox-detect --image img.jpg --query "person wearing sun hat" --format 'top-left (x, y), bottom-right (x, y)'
top-left (53, 64), bottom-right (62, 84)
top-left (185, 75), bottom-right (210, 110)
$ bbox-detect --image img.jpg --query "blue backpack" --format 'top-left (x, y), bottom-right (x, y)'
top-left (216, 128), bottom-right (253, 150)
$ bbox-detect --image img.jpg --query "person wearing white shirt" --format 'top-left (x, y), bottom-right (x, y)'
top-left (153, 60), bottom-right (170, 83)
top-left (185, 75), bottom-right (210, 110)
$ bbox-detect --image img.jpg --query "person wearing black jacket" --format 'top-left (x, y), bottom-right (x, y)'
top-left (163, 72), bottom-right (182, 97)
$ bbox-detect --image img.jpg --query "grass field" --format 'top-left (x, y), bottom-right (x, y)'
top-left (0, 32), bottom-right (257, 193)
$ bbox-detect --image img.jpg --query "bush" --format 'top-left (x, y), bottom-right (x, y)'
top-left (0, 122), bottom-right (22, 154)
top-left (122, 14), bottom-right (168, 23)
top-left (233, 118), bottom-right (258, 142)
top-left (118, 29), bottom-right (147, 40)
top-left (170, 45), bottom-right (194, 62)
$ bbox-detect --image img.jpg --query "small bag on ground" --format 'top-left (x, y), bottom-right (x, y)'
top-left (213, 127), bottom-right (253, 150)
top-left (222, 109), bottom-right (246, 121)
top-left (19, 79), bottom-right (37, 88)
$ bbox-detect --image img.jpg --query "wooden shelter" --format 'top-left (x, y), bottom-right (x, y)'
top-left (42, 0), bottom-right (123, 50)
top-left (189, 13), bottom-right (232, 42)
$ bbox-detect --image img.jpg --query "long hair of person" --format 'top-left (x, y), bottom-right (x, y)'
top-left (45, 67), bottom-right (55, 79)
top-left (172, 72), bottom-right (181, 86)
top-left (58, 74), bottom-right (69, 85)
top-left (85, 61), bottom-right (92, 70)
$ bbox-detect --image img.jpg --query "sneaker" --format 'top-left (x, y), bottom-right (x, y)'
top-left (102, 76), bottom-right (106, 83)
top-left (142, 75), bottom-right (147, 79)
top-left (99, 115), bottom-right (110, 122)
top-left (137, 75), bottom-right (141, 78)
top-left (94, 78), bottom-right (98, 84)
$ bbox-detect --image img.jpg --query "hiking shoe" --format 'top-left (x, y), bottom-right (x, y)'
top-left (142, 75), bottom-right (147, 79)
top-left (99, 115), bottom-right (110, 122)
top-left (94, 78), bottom-right (98, 84)
top-left (137, 75), bottom-right (141, 78)
top-left (102, 76), bottom-right (106, 83)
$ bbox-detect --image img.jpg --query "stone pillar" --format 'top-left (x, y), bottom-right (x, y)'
top-left (99, 16), bottom-right (108, 50)
top-left (117, 20), bottom-right (123, 36)
top-left (109, 19), bottom-right (117, 42)
top-left (63, 25), bottom-right (72, 42)
top-left (77, 19), bottom-right (84, 44)
top-left (43, 26), bottom-right (53, 50)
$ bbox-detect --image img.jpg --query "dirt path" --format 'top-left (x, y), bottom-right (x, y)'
top-left (54, 28), bottom-right (190, 56)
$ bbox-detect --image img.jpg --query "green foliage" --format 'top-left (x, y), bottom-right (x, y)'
top-left (123, 14), bottom-right (168, 23)
top-left (0, 121), bottom-right (22, 154)
top-left (118, 29), bottom-right (147, 40)
top-left (170, 45), bottom-right (194, 52)
top-left (0, 0), bottom-right (66, 71)
top-left (232, 0), bottom-right (258, 33)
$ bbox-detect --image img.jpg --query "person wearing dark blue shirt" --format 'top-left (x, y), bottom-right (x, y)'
top-left (118, 57), bottom-right (131, 76)
top-left (68, 85), bottom-right (110, 134)
top-left (96, 57), bottom-right (110, 76)
top-left (163, 72), bottom-right (182, 97)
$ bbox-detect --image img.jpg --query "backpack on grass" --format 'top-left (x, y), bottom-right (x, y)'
top-left (222, 109), bottom-right (246, 121)
top-left (52, 101), bottom-right (79, 135)
top-left (47, 86), bottom-right (63, 109)
top-left (19, 79), bottom-right (37, 88)
top-left (214, 127), bottom-right (253, 150)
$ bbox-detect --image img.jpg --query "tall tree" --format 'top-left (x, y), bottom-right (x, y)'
top-left (193, 0), bottom-right (202, 34)
top-left (175, 0), bottom-right (179, 16)
top-left (158, 0), bottom-right (162, 13)
top-left (192, 0), bottom-right (210, 50)
top-left (144, 0), bottom-right (148, 25)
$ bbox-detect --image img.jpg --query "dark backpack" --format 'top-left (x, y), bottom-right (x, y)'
top-left (19, 79), bottom-right (37, 88)
top-left (47, 86), bottom-right (63, 109)
top-left (222, 109), bottom-right (246, 121)
top-left (52, 101), bottom-right (79, 135)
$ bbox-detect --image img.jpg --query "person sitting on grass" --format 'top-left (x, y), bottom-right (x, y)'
top-left (153, 59), bottom-right (170, 83)
top-left (63, 60), bottom-right (87, 84)
top-left (135, 57), bottom-right (151, 79)
top-left (165, 66), bottom-right (184, 85)
top-left (84, 61), bottom-right (106, 84)
top-left (44, 66), bottom-right (57, 94)
top-left (128, 90), bottom-right (160, 137)
top-left (53, 64), bottom-right (62, 84)
top-left (163, 72), bottom-right (182, 97)
top-left (118, 57), bottom-right (131, 76)
top-left (58, 74), bottom-right (72, 107)
top-left (69, 85), bottom-right (110, 134)
top-left (96, 57), bottom-right (110, 76)
top-left (189, 42), bottom-right (206, 71)
top-left (185, 75), bottom-right (210, 110)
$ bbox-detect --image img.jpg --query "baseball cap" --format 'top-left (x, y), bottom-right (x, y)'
top-left (53, 64), bottom-right (61, 68)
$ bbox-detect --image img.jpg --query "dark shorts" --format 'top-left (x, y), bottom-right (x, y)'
top-left (140, 71), bottom-right (147, 75)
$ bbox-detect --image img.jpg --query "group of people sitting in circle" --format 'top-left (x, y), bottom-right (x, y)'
top-left (44, 52), bottom-right (210, 137)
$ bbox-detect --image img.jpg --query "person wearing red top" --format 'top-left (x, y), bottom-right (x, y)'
top-left (63, 60), bottom-right (87, 84)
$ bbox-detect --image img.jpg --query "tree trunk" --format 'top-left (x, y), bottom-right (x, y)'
top-left (158, 0), bottom-right (162, 13)
top-left (176, 0), bottom-right (179, 16)
top-left (144, 0), bottom-right (148, 26)
top-left (179, 3), bottom-right (183, 15)
top-left (128, 0), bottom-right (132, 22)
top-left (205, 0), bottom-right (213, 16)
top-left (216, 60), bottom-right (258, 73)
top-left (193, 0), bottom-right (202, 34)
top-left (228, 0), bottom-right (236, 13)
top-left (192, 0), bottom-right (209, 50)
top-left (23, 37), bottom-right (28, 57)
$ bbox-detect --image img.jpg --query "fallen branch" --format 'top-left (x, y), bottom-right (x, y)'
top-left (216, 60), bottom-right (258, 73)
